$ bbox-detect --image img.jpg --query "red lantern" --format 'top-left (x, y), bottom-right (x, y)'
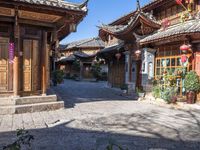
top-left (180, 44), bottom-right (190, 53)
top-left (115, 53), bottom-right (121, 60)
top-left (176, 0), bottom-right (182, 5)
top-left (181, 55), bottom-right (188, 63)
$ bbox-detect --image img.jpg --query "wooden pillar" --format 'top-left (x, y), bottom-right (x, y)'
top-left (80, 61), bottom-right (83, 80)
top-left (128, 49), bottom-right (132, 82)
top-left (13, 8), bottom-right (19, 97)
top-left (41, 31), bottom-right (47, 95)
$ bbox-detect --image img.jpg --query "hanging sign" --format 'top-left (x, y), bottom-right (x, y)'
top-left (9, 43), bottom-right (14, 64)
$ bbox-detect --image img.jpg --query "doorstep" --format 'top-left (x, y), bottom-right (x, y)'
top-left (0, 95), bottom-right (64, 115)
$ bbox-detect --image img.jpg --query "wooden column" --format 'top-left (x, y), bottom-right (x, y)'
top-left (128, 49), bottom-right (132, 82)
top-left (80, 61), bottom-right (83, 80)
top-left (41, 31), bottom-right (47, 95)
top-left (13, 8), bottom-right (19, 97)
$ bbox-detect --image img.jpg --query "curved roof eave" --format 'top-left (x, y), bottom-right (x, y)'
top-left (99, 11), bottom-right (160, 36)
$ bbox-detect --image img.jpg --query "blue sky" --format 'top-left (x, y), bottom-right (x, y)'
top-left (61, 0), bottom-right (151, 44)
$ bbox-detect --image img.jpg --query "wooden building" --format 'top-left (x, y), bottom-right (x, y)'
top-left (98, 1), bottom-right (160, 90)
top-left (0, 0), bottom-right (88, 113)
top-left (58, 37), bottom-right (105, 80)
top-left (99, 0), bottom-right (200, 96)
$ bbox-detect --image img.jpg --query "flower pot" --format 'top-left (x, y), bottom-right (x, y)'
top-left (122, 90), bottom-right (127, 94)
top-left (138, 92), bottom-right (145, 97)
top-left (171, 96), bottom-right (177, 104)
top-left (186, 91), bottom-right (196, 104)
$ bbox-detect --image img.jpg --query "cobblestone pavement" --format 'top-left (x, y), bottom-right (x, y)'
top-left (0, 80), bottom-right (200, 150)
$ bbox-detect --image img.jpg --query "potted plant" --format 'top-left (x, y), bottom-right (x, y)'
top-left (161, 87), bottom-right (178, 104)
top-left (136, 87), bottom-right (145, 97)
top-left (185, 71), bottom-right (200, 104)
top-left (120, 84), bottom-right (128, 94)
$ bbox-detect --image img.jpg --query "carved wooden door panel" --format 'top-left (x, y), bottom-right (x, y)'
top-left (23, 39), bottom-right (40, 92)
top-left (195, 53), bottom-right (200, 76)
top-left (0, 38), bottom-right (9, 91)
top-left (23, 40), bottom-right (32, 92)
top-left (32, 40), bottom-right (39, 91)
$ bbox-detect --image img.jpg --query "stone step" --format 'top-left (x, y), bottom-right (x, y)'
top-left (0, 101), bottom-right (64, 115)
top-left (0, 98), bottom-right (15, 106)
top-left (15, 95), bottom-right (57, 105)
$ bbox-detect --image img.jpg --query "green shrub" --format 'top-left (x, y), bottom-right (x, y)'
top-left (161, 87), bottom-right (178, 103)
top-left (120, 84), bottom-right (128, 90)
top-left (136, 86), bottom-right (145, 93)
top-left (185, 71), bottom-right (200, 92)
top-left (52, 70), bottom-right (64, 85)
top-left (72, 59), bottom-right (80, 71)
top-left (152, 85), bottom-right (161, 99)
top-left (91, 63), bottom-right (102, 80)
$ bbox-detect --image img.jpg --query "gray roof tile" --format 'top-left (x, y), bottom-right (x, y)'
top-left (140, 19), bottom-right (200, 44)
top-left (14, 0), bottom-right (88, 11)
top-left (61, 37), bottom-right (105, 50)
top-left (98, 42), bottom-right (124, 54)
top-left (99, 11), bottom-right (160, 35)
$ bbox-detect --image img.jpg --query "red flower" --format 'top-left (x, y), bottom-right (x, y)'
top-left (176, 0), bottom-right (182, 5)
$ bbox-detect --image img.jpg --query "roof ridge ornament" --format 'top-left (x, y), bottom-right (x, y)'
top-left (79, 0), bottom-right (89, 9)
top-left (136, 0), bottom-right (141, 12)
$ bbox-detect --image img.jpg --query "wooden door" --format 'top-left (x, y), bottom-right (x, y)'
top-left (32, 40), bottom-right (40, 91)
top-left (23, 39), bottom-right (40, 92)
top-left (23, 40), bottom-right (32, 92)
top-left (0, 38), bottom-right (9, 91)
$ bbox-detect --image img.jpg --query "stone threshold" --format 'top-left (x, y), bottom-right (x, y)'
top-left (0, 95), bottom-right (64, 115)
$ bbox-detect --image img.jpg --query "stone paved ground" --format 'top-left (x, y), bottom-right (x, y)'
top-left (0, 80), bottom-right (200, 150)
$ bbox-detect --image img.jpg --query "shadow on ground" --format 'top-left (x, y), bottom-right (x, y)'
top-left (51, 80), bottom-right (138, 108)
top-left (1, 109), bottom-right (200, 150)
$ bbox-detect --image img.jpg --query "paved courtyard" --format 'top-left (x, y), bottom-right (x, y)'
top-left (0, 80), bottom-right (200, 150)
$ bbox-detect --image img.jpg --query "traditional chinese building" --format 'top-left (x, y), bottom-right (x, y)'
top-left (0, 0), bottom-right (88, 114)
top-left (99, 0), bottom-right (200, 97)
top-left (58, 37), bottom-right (105, 80)
top-left (98, 1), bottom-right (160, 90)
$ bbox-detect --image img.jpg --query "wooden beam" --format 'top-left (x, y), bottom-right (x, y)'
top-left (19, 18), bottom-right (55, 28)
top-left (0, 16), bottom-right (14, 22)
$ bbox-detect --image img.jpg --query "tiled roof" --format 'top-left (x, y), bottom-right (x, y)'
top-left (58, 54), bottom-right (76, 63)
top-left (14, 0), bottom-right (88, 11)
top-left (98, 42), bottom-right (124, 54)
top-left (140, 19), bottom-right (200, 44)
top-left (109, 0), bottom-right (165, 25)
top-left (99, 11), bottom-right (160, 35)
top-left (61, 37), bottom-right (105, 50)
top-left (73, 51), bottom-right (96, 58)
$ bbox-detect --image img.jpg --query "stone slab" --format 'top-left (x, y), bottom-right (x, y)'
top-left (14, 95), bottom-right (57, 105)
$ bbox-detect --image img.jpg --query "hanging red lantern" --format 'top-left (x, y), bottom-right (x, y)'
top-left (115, 53), bottom-right (121, 60)
top-left (181, 55), bottom-right (188, 63)
top-left (176, 0), bottom-right (182, 5)
top-left (180, 44), bottom-right (190, 53)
